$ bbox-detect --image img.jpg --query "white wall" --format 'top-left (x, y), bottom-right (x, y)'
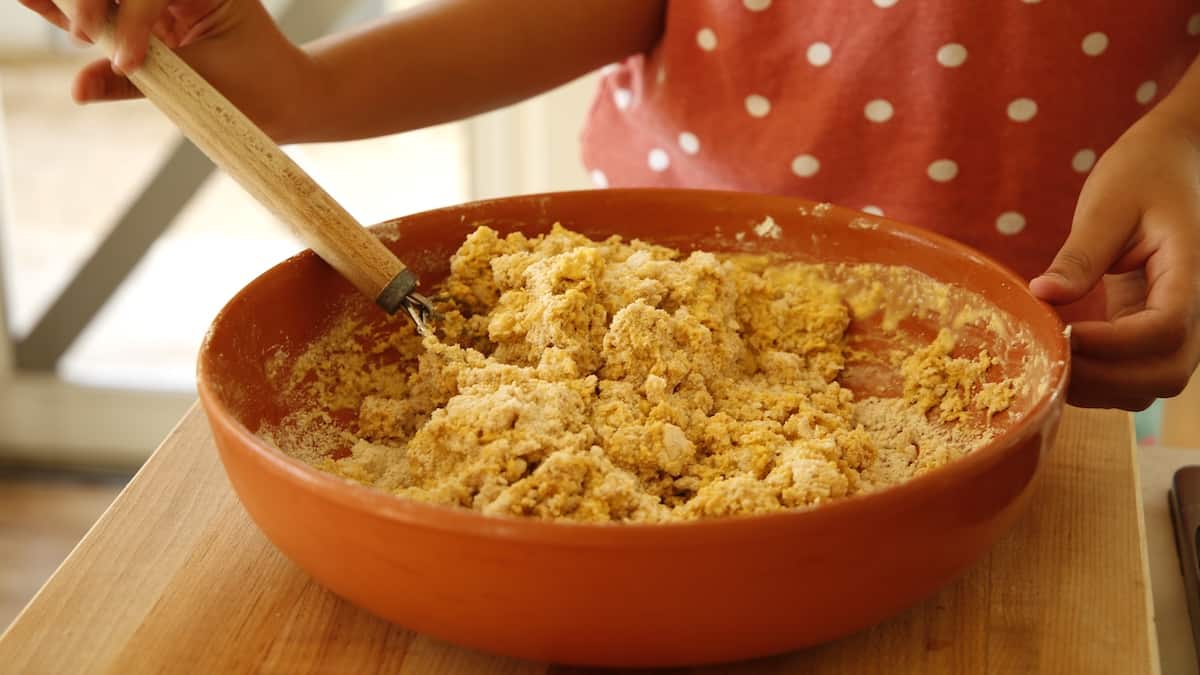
top-left (468, 72), bottom-right (599, 199)
top-left (0, 4), bottom-right (55, 56)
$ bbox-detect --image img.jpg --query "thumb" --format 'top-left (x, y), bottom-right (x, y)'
top-left (1030, 193), bottom-right (1136, 306)
top-left (71, 58), bottom-right (143, 103)
top-left (1029, 243), bottom-right (1112, 305)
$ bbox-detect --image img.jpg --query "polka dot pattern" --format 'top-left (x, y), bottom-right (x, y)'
top-left (1007, 98), bottom-right (1038, 122)
top-left (1081, 32), bottom-right (1108, 56)
top-left (791, 154), bottom-right (820, 177)
top-left (1072, 149), bottom-right (1097, 173)
top-left (1136, 80), bottom-right (1158, 104)
top-left (678, 132), bottom-right (700, 154)
top-left (648, 149), bottom-right (670, 172)
top-left (807, 42), bottom-right (832, 66)
top-left (996, 211), bottom-right (1027, 235)
top-left (745, 94), bottom-right (771, 118)
top-left (927, 159), bottom-right (958, 183)
top-left (936, 43), bottom-right (967, 67)
top-left (864, 99), bottom-right (894, 123)
top-left (579, 0), bottom-right (1198, 280)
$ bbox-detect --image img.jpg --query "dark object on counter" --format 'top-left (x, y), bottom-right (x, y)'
top-left (1170, 466), bottom-right (1200, 663)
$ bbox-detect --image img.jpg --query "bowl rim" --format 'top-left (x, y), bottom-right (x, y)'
top-left (196, 187), bottom-right (1070, 546)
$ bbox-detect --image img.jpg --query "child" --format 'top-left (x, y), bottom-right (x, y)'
top-left (20, 0), bottom-right (1200, 412)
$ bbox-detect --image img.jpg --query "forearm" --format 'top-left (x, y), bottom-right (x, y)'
top-left (281, 0), bottom-right (665, 144)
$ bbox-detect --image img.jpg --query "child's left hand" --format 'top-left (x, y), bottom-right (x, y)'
top-left (1030, 108), bottom-right (1200, 411)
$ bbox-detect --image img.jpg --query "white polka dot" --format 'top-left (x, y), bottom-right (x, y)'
top-left (678, 132), bottom-right (700, 155)
top-left (1136, 80), bottom-right (1158, 104)
top-left (996, 211), bottom-right (1026, 235)
top-left (647, 149), bottom-right (670, 172)
top-left (873, 0), bottom-right (899, 6)
top-left (600, 63), bottom-right (620, 76)
top-left (697, 28), bottom-right (717, 51)
top-left (1081, 32), bottom-right (1108, 56)
top-left (613, 88), bottom-right (632, 110)
top-left (862, 205), bottom-right (884, 216)
top-left (790, 154), bottom-right (820, 178)
top-left (1071, 148), bottom-right (1097, 173)
top-left (590, 169), bottom-right (608, 188)
top-left (656, 65), bottom-right (667, 85)
top-left (864, 99), bottom-right (894, 123)
top-left (1188, 13), bottom-right (1200, 36)
top-left (1021, 0), bottom-right (1041, 4)
top-left (807, 42), bottom-right (832, 67)
top-left (1007, 98), bottom-right (1038, 122)
top-left (927, 159), bottom-right (958, 182)
top-left (745, 94), bottom-right (771, 118)
top-left (936, 43), bottom-right (968, 67)
top-left (743, 0), bottom-right (771, 11)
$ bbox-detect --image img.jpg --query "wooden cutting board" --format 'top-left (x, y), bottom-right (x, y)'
top-left (0, 404), bottom-right (1157, 674)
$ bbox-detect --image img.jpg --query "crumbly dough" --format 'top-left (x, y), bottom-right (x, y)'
top-left (263, 224), bottom-right (1025, 523)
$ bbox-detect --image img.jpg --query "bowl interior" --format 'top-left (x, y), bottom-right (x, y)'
top-left (199, 188), bottom-right (1067, 504)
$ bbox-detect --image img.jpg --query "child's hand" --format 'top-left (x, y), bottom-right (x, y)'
top-left (21, 0), bottom-right (217, 74)
top-left (18, 0), bottom-right (310, 140)
top-left (1030, 110), bottom-right (1200, 410)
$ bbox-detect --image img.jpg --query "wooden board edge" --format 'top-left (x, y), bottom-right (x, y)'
top-left (1130, 412), bottom-right (1165, 675)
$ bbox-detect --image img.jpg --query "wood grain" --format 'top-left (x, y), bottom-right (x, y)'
top-left (46, 0), bottom-right (408, 306)
top-left (0, 405), bottom-right (1157, 674)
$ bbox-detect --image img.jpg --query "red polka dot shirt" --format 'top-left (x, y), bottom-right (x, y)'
top-left (580, 1), bottom-right (1200, 281)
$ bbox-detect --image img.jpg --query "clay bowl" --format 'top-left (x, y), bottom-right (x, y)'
top-left (197, 188), bottom-right (1069, 668)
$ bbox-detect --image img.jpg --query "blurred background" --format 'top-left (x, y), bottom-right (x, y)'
top-left (0, 0), bottom-right (599, 627)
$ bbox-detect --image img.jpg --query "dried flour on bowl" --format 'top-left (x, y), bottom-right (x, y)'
top-left (261, 224), bottom-right (1031, 523)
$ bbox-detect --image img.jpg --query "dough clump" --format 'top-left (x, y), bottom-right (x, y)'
top-left (265, 224), bottom-right (1016, 523)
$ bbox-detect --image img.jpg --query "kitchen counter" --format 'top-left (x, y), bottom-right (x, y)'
top-left (0, 404), bottom-right (1160, 673)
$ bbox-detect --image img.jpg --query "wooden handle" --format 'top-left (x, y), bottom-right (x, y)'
top-left (50, 0), bottom-right (414, 310)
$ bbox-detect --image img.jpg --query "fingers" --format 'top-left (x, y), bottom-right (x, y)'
top-left (153, 13), bottom-right (180, 49)
top-left (1071, 288), bottom-right (1191, 360)
top-left (71, 58), bottom-right (143, 103)
top-left (112, 0), bottom-right (172, 73)
top-left (72, 0), bottom-right (110, 43)
top-left (1067, 351), bottom-right (1197, 410)
top-left (36, 0), bottom-right (170, 74)
top-left (1030, 175), bottom-right (1140, 305)
top-left (17, 0), bottom-right (71, 31)
top-left (1072, 213), bottom-right (1199, 359)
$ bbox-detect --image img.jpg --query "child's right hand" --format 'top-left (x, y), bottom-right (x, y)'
top-left (18, 0), bottom-right (311, 140)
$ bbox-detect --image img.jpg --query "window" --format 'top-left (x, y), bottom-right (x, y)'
top-left (0, 0), bottom-right (599, 461)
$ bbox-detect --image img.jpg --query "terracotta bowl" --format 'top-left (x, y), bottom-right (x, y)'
top-left (197, 188), bottom-right (1069, 668)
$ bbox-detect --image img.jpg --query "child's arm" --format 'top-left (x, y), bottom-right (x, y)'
top-left (296, 1), bottom-right (666, 144)
top-left (20, 0), bottom-right (666, 144)
top-left (1030, 57), bottom-right (1200, 410)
